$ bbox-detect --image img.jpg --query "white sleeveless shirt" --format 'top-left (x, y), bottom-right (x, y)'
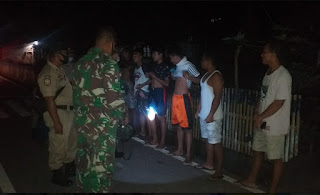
top-left (198, 70), bottom-right (223, 121)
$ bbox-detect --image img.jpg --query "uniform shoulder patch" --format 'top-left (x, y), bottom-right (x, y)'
top-left (44, 78), bottom-right (51, 86)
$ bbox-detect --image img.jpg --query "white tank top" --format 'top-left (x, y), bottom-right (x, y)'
top-left (198, 70), bottom-right (223, 121)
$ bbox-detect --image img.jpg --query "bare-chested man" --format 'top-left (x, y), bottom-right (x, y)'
top-left (148, 47), bottom-right (171, 148)
top-left (168, 48), bottom-right (200, 165)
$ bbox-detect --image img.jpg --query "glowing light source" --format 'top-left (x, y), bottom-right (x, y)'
top-left (147, 106), bottom-right (157, 121)
top-left (34, 41), bottom-right (39, 45)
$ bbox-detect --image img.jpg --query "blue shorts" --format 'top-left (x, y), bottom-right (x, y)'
top-left (149, 88), bottom-right (167, 116)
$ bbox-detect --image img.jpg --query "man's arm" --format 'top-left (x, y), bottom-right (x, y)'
top-left (259, 100), bottom-right (285, 120)
top-left (150, 72), bottom-right (169, 87)
top-left (195, 98), bottom-right (201, 118)
top-left (187, 74), bottom-right (201, 84)
top-left (103, 61), bottom-right (128, 122)
top-left (44, 97), bottom-right (63, 134)
top-left (136, 79), bottom-right (151, 89)
top-left (255, 73), bottom-right (292, 128)
top-left (205, 73), bottom-right (224, 122)
top-left (183, 63), bottom-right (201, 84)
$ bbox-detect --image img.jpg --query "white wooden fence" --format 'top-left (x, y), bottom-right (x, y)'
top-left (166, 85), bottom-right (302, 162)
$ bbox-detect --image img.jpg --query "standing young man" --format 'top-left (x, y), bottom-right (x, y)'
top-left (168, 48), bottom-right (200, 165)
top-left (148, 47), bottom-right (171, 149)
top-left (133, 49), bottom-right (152, 142)
top-left (195, 52), bottom-right (224, 180)
top-left (238, 40), bottom-right (292, 193)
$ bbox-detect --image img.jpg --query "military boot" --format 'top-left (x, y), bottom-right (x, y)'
top-left (51, 166), bottom-right (73, 186)
top-left (65, 161), bottom-right (76, 177)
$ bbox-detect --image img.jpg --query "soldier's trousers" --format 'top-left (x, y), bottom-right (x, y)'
top-left (43, 109), bottom-right (77, 170)
top-left (75, 124), bottom-right (116, 193)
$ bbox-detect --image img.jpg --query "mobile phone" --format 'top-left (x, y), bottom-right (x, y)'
top-left (260, 122), bottom-right (266, 129)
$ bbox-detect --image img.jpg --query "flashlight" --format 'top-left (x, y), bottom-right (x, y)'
top-left (147, 106), bottom-right (157, 121)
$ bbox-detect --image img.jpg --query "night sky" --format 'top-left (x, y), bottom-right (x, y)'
top-left (1, 2), bottom-right (320, 45)
top-left (1, 1), bottom-right (320, 89)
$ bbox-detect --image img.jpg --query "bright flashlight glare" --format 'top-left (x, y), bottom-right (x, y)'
top-left (34, 41), bottom-right (39, 45)
top-left (147, 107), bottom-right (157, 121)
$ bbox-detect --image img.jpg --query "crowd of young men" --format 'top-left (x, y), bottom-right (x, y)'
top-left (37, 25), bottom-right (292, 193)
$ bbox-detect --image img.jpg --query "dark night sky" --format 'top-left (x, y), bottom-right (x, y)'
top-left (1, 1), bottom-right (320, 89)
top-left (1, 1), bottom-right (320, 47)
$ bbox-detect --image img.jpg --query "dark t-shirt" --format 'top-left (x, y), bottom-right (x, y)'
top-left (154, 61), bottom-right (171, 80)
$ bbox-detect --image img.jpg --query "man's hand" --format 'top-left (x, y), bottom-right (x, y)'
top-left (195, 106), bottom-right (201, 119)
top-left (139, 90), bottom-right (146, 98)
top-left (205, 114), bottom-right (214, 123)
top-left (253, 114), bottom-right (263, 129)
top-left (124, 115), bottom-right (130, 125)
top-left (136, 84), bottom-right (143, 89)
top-left (53, 122), bottom-right (63, 135)
top-left (149, 72), bottom-right (156, 79)
top-left (183, 71), bottom-right (190, 79)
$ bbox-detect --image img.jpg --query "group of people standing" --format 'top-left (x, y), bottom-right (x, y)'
top-left (37, 26), bottom-right (292, 193)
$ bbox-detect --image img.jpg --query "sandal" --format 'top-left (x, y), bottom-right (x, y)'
top-left (166, 151), bottom-right (183, 156)
top-left (183, 158), bottom-right (192, 166)
top-left (208, 174), bottom-right (224, 181)
top-left (195, 165), bottom-right (214, 171)
top-left (235, 180), bottom-right (259, 189)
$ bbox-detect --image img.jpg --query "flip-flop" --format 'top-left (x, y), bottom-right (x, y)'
top-left (166, 152), bottom-right (183, 157)
top-left (234, 180), bottom-right (259, 189)
top-left (208, 174), bottom-right (224, 181)
top-left (183, 159), bottom-right (192, 166)
top-left (195, 165), bottom-right (214, 171)
top-left (154, 146), bottom-right (167, 151)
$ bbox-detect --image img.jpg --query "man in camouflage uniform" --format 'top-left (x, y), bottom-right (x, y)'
top-left (72, 26), bottom-right (128, 193)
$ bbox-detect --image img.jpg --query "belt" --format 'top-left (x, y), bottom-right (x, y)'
top-left (56, 105), bottom-right (74, 110)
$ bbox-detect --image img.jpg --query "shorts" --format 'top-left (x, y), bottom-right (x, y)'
top-left (171, 93), bottom-right (193, 129)
top-left (135, 90), bottom-right (149, 115)
top-left (149, 88), bottom-right (167, 116)
top-left (252, 129), bottom-right (285, 160)
top-left (200, 119), bottom-right (222, 144)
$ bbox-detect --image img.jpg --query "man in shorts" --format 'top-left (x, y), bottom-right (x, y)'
top-left (168, 48), bottom-right (200, 165)
top-left (148, 47), bottom-right (171, 149)
top-left (133, 49), bottom-right (152, 140)
top-left (195, 52), bottom-right (224, 180)
top-left (239, 40), bottom-right (292, 193)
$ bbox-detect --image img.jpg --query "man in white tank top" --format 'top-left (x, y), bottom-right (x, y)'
top-left (195, 52), bottom-right (224, 180)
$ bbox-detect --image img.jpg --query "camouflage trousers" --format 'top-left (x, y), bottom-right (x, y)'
top-left (75, 123), bottom-right (116, 193)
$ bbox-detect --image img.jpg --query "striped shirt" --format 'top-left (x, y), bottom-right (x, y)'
top-left (173, 57), bottom-right (200, 88)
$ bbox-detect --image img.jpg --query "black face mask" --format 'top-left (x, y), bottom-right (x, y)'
top-left (60, 54), bottom-right (69, 64)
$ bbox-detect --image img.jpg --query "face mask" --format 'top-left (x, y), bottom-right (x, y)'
top-left (60, 54), bottom-right (69, 64)
top-left (68, 57), bottom-right (74, 62)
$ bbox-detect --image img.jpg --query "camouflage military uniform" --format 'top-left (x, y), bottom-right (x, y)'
top-left (72, 47), bottom-right (127, 193)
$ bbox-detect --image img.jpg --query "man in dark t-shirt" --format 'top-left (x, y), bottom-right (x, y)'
top-left (148, 47), bottom-right (171, 149)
